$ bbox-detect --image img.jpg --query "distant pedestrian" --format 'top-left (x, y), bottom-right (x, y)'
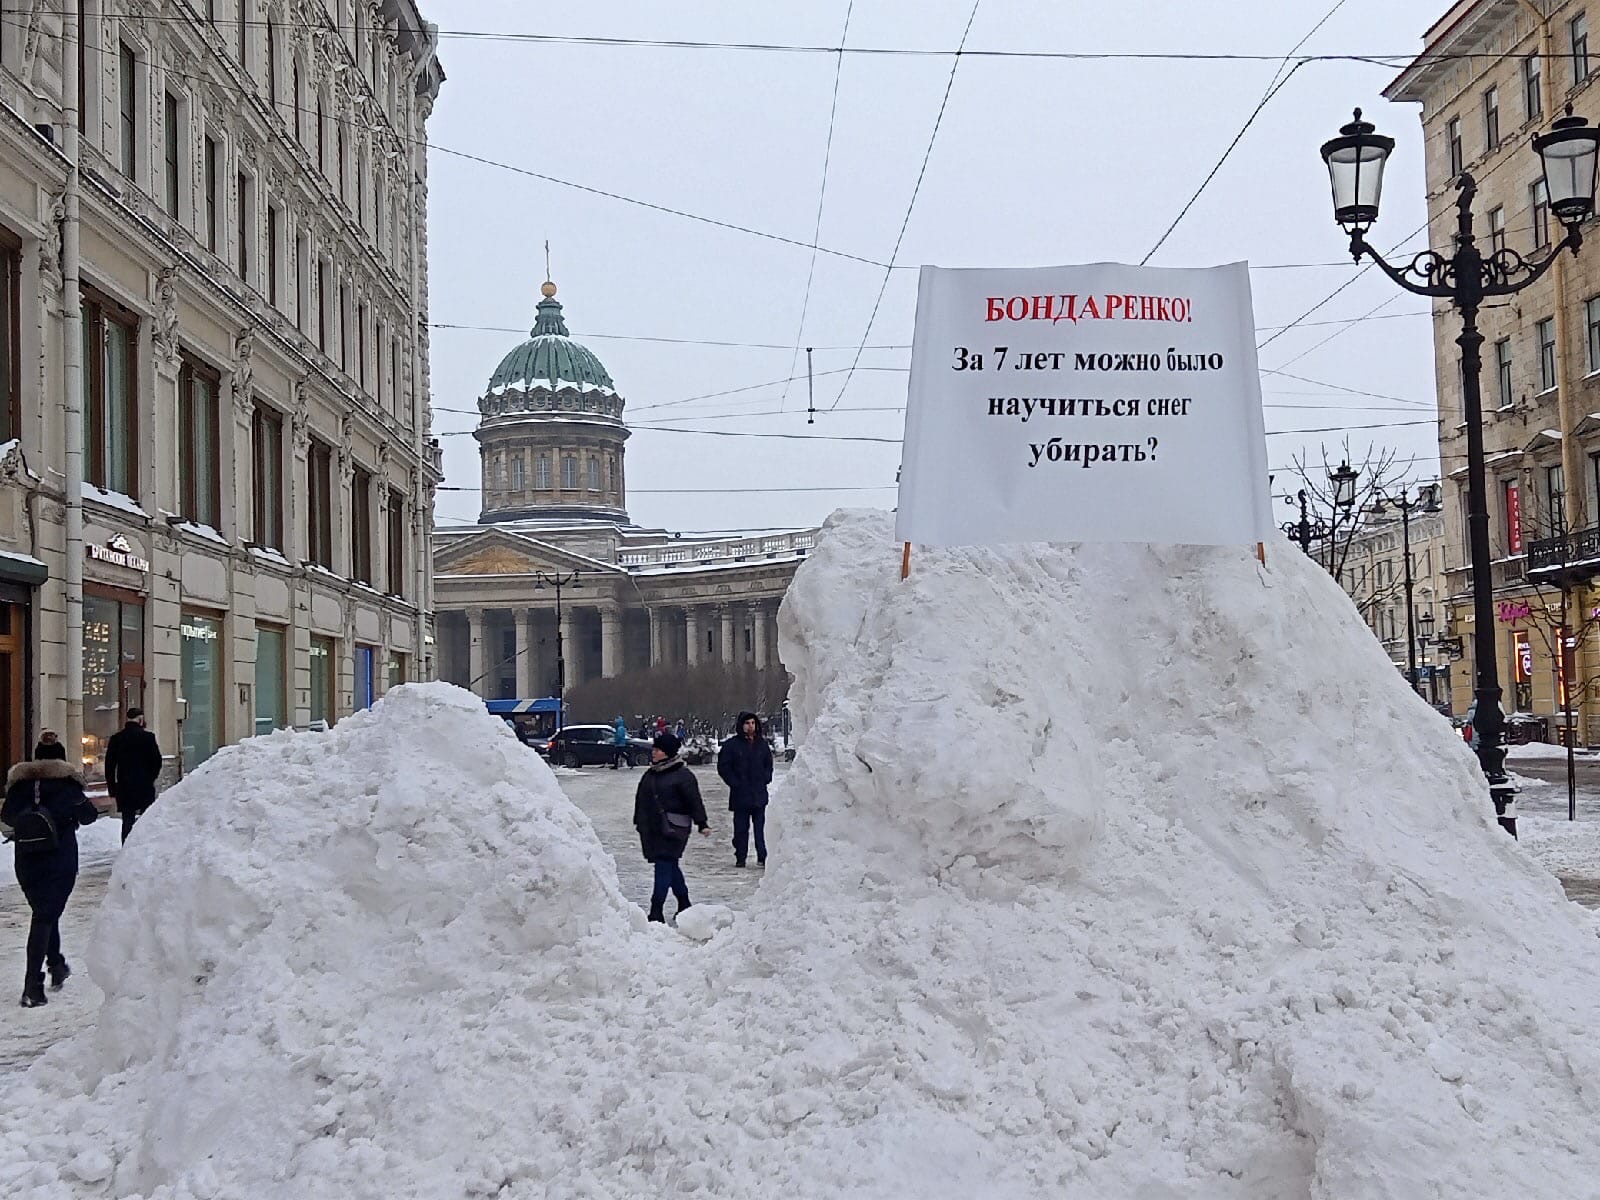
top-left (632, 733), bottom-right (709, 922)
top-left (104, 707), bottom-right (162, 844)
top-left (655, 715), bottom-right (668, 737)
top-left (3, 742), bottom-right (101, 1007)
top-left (718, 711), bottom-right (774, 868)
top-left (674, 718), bottom-right (686, 740)
top-left (611, 715), bottom-right (633, 769)
top-left (32, 731), bottom-right (66, 761)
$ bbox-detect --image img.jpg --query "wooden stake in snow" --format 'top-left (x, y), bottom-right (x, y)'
top-left (901, 542), bottom-right (912, 580)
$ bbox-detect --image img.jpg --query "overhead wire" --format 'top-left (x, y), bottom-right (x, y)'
top-left (825, 0), bottom-right (983, 415)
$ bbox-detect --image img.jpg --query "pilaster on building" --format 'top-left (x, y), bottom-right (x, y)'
top-left (0, 2), bottom-right (446, 781)
top-left (1388, 0), bottom-right (1600, 742)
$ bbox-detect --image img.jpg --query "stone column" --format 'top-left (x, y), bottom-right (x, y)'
top-left (466, 608), bottom-right (486, 696)
top-left (753, 600), bottom-right (770, 670)
top-left (685, 606), bottom-right (702, 668)
top-left (600, 604), bottom-right (623, 679)
top-left (648, 606), bottom-right (664, 666)
top-left (560, 606), bottom-right (578, 686)
top-left (513, 609), bottom-right (533, 698)
top-left (720, 604), bottom-right (736, 666)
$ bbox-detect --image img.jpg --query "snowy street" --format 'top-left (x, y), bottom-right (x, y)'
top-left (0, 757), bottom-right (773, 1084)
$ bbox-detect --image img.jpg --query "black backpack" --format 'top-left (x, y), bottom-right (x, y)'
top-left (8, 782), bottom-right (60, 855)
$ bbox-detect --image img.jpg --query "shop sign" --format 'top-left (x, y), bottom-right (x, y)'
top-left (87, 534), bottom-right (149, 573)
top-left (1496, 600), bottom-right (1532, 623)
top-left (180, 621), bottom-right (219, 641)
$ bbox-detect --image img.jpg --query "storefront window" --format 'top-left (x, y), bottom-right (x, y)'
top-left (309, 634), bottom-right (335, 726)
top-left (386, 652), bottom-right (406, 691)
top-left (180, 611), bottom-right (222, 771)
top-left (254, 625), bottom-right (287, 735)
top-left (354, 644), bottom-right (375, 710)
top-left (82, 590), bottom-right (144, 781)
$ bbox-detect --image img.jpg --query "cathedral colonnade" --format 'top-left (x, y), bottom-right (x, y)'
top-left (437, 597), bottom-right (784, 699)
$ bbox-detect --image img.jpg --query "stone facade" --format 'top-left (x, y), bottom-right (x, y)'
top-left (0, 0), bottom-right (445, 780)
top-left (1339, 510), bottom-right (1455, 706)
top-left (1387, 0), bottom-right (1600, 740)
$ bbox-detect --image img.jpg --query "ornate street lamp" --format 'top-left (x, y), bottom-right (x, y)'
top-left (1321, 105), bottom-right (1600, 836)
top-left (1279, 488), bottom-right (1330, 555)
top-left (1419, 608), bottom-right (1436, 641)
top-left (534, 570), bottom-right (582, 728)
top-left (1372, 482), bottom-right (1444, 698)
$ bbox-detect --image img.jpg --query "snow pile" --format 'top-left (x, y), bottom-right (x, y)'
top-left (4, 510), bottom-right (1600, 1198)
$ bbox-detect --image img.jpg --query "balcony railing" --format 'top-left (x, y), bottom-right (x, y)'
top-left (1527, 527), bottom-right (1600, 585)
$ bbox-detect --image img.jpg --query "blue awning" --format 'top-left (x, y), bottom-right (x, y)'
top-left (484, 698), bottom-right (563, 715)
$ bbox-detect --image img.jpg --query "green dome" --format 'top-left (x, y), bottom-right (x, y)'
top-left (487, 294), bottom-right (616, 396)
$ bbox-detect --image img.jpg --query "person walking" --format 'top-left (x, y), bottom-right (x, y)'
top-left (611, 715), bottom-right (632, 770)
top-left (104, 707), bottom-right (162, 844)
top-left (718, 711), bottom-right (774, 868)
top-left (632, 733), bottom-right (709, 922)
top-left (3, 737), bottom-right (102, 1007)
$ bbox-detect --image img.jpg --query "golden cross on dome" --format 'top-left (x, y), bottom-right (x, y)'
top-left (541, 240), bottom-right (556, 298)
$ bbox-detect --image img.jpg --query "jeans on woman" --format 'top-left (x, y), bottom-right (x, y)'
top-left (652, 860), bottom-right (689, 910)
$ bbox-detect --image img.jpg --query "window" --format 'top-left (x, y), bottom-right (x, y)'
top-left (1524, 53), bottom-right (1542, 120)
top-left (316, 95), bottom-right (326, 173)
top-left (307, 439), bottom-right (334, 569)
top-left (317, 259), bottom-right (328, 350)
top-left (179, 610), bottom-right (222, 771)
top-left (81, 589), bottom-right (145, 782)
top-left (251, 402), bottom-right (283, 550)
top-left (1489, 205), bottom-right (1506, 256)
top-left (292, 59), bottom-right (302, 141)
top-left (236, 0), bottom-right (247, 60)
top-left (236, 171), bottom-right (251, 280)
top-left (203, 135), bottom-right (219, 253)
top-left (119, 42), bottom-right (137, 177)
top-left (587, 456), bottom-right (600, 490)
top-left (1588, 297), bottom-right (1600, 374)
top-left (1573, 13), bottom-right (1590, 82)
top-left (267, 19), bottom-right (278, 107)
top-left (387, 488), bottom-right (405, 597)
top-left (1547, 463), bottom-right (1567, 536)
top-left (1532, 178), bottom-right (1550, 248)
top-left (352, 466), bottom-right (373, 584)
top-left (357, 301), bottom-right (367, 386)
top-left (535, 455), bottom-right (550, 490)
top-left (561, 455), bottom-right (577, 489)
top-left (511, 457), bottom-right (525, 490)
top-left (1447, 116), bottom-right (1463, 177)
top-left (336, 124), bottom-right (345, 201)
top-left (1483, 86), bottom-right (1499, 151)
top-left (178, 355), bottom-right (221, 527)
top-left (163, 91), bottom-right (180, 217)
top-left (386, 653), bottom-right (407, 691)
top-left (81, 291), bottom-right (138, 495)
top-left (308, 634), bottom-right (335, 726)
top-left (0, 234), bottom-right (18, 444)
top-left (77, 0), bottom-right (86, 135)
top-left (1538, 316), bottom-right (1557, 390)
top-left (339, 283), bottom-right (349, 369)
top-left (266, 204), bottom-right (280, 307)
top-left (254, 625), bottom-right (286, 735)
top-left (1495, 337), bottom-right (1513, 408)
top-left (375, 320), bottom-right (385, 406)
top-left (354, 646), bottom-right (376, 711)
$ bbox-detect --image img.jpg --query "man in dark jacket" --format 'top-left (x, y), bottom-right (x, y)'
top-left (718, 711), bottom-right (774, 867)
top-left (3, 755), bottom-right (101, 1007)
top-left (104, 707), bottom-right (162, 844)
top-left (632, 733), bottom-right (709, 922)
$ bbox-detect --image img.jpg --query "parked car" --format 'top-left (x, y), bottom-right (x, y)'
top-left (543, 725), bottom-right (653, 768)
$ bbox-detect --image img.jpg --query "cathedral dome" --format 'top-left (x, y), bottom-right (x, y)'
top-left (486, 290), bottom-right (616, 397)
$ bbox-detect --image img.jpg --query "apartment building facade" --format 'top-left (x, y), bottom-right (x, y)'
top-left (0, 1), bottom-right (444, 780)
top-left (1387, 0), bottom-right (1600, 740)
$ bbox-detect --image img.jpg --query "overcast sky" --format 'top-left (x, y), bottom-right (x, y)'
top-left (424, 0), bottom-right (1452, 534)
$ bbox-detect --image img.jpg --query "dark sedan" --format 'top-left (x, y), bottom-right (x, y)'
top-left (542, 725), bottom-right (653, 768)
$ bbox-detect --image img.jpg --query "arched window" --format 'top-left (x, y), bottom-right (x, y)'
top-left (561, 456), bottom-right (577, 489)
top-left (511, 457), bottom-right (525, 490)
top-left (535, 455), bottom-right (550, 490)
top-left (587, 456), bottom-right (600, 490)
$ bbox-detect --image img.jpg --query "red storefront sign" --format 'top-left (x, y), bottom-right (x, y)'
top-left (1505, 480), bottom-right (1523, 555)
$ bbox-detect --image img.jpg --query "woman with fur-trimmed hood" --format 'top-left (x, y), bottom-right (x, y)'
top-left (1, 741), bottom-right (102, 1008)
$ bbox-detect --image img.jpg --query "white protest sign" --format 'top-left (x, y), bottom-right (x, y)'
top-left (895, 262), bottom-right (1274, 547)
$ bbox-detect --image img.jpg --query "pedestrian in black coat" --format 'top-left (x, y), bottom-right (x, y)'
top-left (717, 711), bottom-right (774, 867)
top-left (104, 707), bottom-right (162, 844)
top-left (632, 733), bottom-right (709, 922)
top-left (2, 757), bottom-right (101, 1007)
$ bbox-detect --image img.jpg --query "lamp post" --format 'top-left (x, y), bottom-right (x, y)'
top-left (1419, 608), bottom-right (1438, 703)
top-left (1371, 482), bottom-right (1443, 696)
top-left (1279, 488), bottom-right (1331, 555)
top-left (533, 570), bottom-right (581, 728)
top-left (1321, 105), bottom-right (1600, 836)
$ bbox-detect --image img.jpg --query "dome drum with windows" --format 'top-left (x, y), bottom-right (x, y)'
top-left (474, 281), bottom-right (630, 524)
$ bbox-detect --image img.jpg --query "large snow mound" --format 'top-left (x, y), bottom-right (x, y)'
top-left (4, 511), bottom-right (1600, 1198)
